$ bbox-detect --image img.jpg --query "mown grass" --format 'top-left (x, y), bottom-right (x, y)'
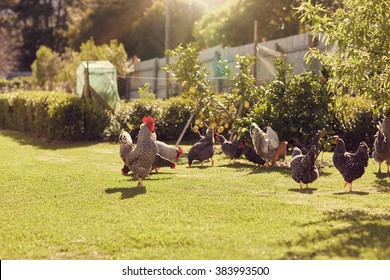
top-left (0, 129), bottom-right (389, 260)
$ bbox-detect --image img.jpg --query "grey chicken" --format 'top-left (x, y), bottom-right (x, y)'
top-left (187, 128), bottom-right (215, 166)
top-left (118, 131), bottom-right (134, 175)
top-left (216, 134), bottom-right (244, 164)
top-left (251, 123), bottom-right (286, 166)
top-left (333, 137), bottom-right (369, 193)
top-left (152, 154), bottom-right (176, 173)
top-left (372, 116), bottom-right (390, 174)
top-left (123, 116), bottom-right (157, 187)
top-left (290, 145), bottom-right (319, 191)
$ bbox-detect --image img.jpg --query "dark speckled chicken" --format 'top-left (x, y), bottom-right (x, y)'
top-left (290, 145), bottom-right (319, 191)
top-left (216, 134), bottom-right (244, 163)
top-left (333, 137), bottom-right (369, 193)
top-left (187, 128), bottom-right (215, 166)
top-left (242, 144), bottom-right (266, 166)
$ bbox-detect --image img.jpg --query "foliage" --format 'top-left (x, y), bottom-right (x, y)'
top-left (236, 57), bottom-right (336, 146)
top-left (1, 131), bottom-right (389, 259)
top-left (0, 91), bottom-right (109, 140)
top-left (30, 38), bottom-right (128, 93)
top-left (334, 95), bottom-right (381, 150)
top-left (193, 0), bottom-right (301, 48)
top-left (104, 96), bottom-right (192, 142)
top-left (163, 42), bottom-right (235, 135)
top-left (31, 46), bottom-right (61, 90)
top-left (138, 83), bottom-right (156, 100)
top-left (297, 0), bottom-right (390, 111)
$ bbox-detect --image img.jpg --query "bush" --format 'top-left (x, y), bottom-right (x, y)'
top-left (0, 91), bottom-right (109, 140)
top-left (334, 95), bottom-right (381, 150)
top-left (104, 96), bottom-right (193, 142)
top-left (237, 58), bottom-right (335, 147)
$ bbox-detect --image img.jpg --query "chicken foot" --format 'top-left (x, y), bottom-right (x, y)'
top-left (343, 181), bottom-right (353, 193)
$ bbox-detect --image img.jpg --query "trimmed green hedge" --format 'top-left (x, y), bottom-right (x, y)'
top-left (0, 91), bottom-right (194, 142)
top-left (0, 91), bottom-right (109, 140)
top-left (104, 96), bottom-right (193, 141)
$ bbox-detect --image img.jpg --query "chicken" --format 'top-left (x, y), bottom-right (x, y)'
top-left (372, 116), bottom-right (390, 174)
top-left (187, 128), bottom-right (215, 166)
top-left (293, 131), bottom-right (322, 156)
top-left (123, 116), bottom-right (157, 187)
top-left (290, 145), bottom-right (319, 191)
top-left (251, 123), bottom-right (286, 166)
top-left (242, 144), bottom-right (266, 166)
top-left (151, 154), bottom-right (176, 173)
top-left (333, 136), bottom-right (369, 193)
top-left (216, 134), bottom-right (244, 164)
top-left (118, 131), bottom-right (134, 175)
top-left (155, 140), bottom-right (184, 163)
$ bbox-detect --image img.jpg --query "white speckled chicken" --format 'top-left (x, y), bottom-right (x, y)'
top-left (290, 145), bottom-right (319, 191)
top-left (187, 128), bottom-right (215, 166)
top-left (333, 137), bottom-right (369, 193)
top-left (118, 131), bottom-right (134, 175)
top-left (251, 123), bottom-right (284, 166)
top-left (155, 140), bottom-right (184, 163)
top-left (123, 116), bottom-right (157, 187)
top-left (372, 116), bottom-right (390, 174)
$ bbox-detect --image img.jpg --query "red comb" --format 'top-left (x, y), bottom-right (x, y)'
top-left (142, 116), bottom-right (155, 124)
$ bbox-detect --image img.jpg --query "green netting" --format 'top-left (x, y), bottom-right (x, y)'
top-left (76, 61), bottom-right (121, 112)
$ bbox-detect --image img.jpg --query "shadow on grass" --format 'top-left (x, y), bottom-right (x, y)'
top-left (0, 130), bottom-right (98, 150)
top-left (373, 173), bottom-right (390, 193)
top-left (333, 191), bottom-right (369, 195)
top-left (288, 187), bottom-right (318, 194)
top-left (105, 186), bottom-right (146, 199)
top-left (283, 209), bottom-right (390, 259)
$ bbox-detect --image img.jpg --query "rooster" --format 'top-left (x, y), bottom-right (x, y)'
top-left (372, 116), bottom-right (390, 174)
top-left (123, 116), bottom-right (157, 187)
top-left (187, 128), bottom-right (215, 166)
top-left (251, 123), bottom-right (286, 166)
top-left (216, 134), bottom-right (244, 164)
top-left (333, 136), bottom-right (369, 193)
top-left (290, 145), bottom-right (319, 191)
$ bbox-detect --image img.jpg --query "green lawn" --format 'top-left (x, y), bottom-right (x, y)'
top-left (0, 129), bottom-right (389, 260)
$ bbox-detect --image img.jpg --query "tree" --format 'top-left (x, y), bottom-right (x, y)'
top-left (132, 0), bottom-right (204, 60)
top-left (0, 3), bottom-right (20, 76)
top-left (297, 0), bottom-right (390, 111)
top-left (193, 0), bottom-right (301, 48)
top-left (67, 0), bottom-right (152, 57)
top-left (11, 0), bottom-right (75, 70)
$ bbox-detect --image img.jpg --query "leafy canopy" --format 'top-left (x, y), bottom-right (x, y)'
top-left (297, 0), bottom-right (390, 111)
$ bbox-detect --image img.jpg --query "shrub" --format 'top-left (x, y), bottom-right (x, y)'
top-left (334, 95), bottom-right (380, 150)
top-left (104, 96), bottom-right (193, 142)
top-left (0, 91), bottom-right (109, 140)
top-left (237, 58), bottom-right (335, 146)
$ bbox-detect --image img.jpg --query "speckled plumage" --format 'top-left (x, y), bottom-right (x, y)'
top-left (124, 122), bottom-right (157, 186)
top-left (372, 117), bottom-right (390, 174)
top-left (217, 134), bottom-right (243, 162)
top-left (290, 146), bottom-right (319, 190)
top-left (333, 138), bottom-right (369, 192)
top-left (251, 123), bottom-right (280, 166)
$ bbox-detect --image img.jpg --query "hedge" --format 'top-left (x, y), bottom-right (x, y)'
top-left (0, 91), bottom-right (194, 142)
top-left (0, 91), bottom-right (108, 140)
